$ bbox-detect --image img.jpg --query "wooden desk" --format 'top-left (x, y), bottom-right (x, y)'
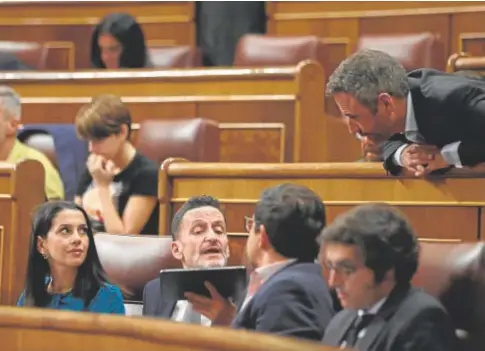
top-left (0, 306), bottom-right (343, 351)
top-left (0, 160), bottom-right (45, 306)
top-left (1, 63), bottom-right (360, 163)
top-left (158, 160), bottom-right (485, 256)
top-left (0, 1), bottom-right (195, 69)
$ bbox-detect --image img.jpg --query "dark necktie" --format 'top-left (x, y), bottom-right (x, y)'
top-left (342, 313), bottom-right (375, 348)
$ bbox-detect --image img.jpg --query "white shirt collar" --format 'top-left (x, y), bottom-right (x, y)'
top-left (404, 92), bottom-right (418, 133)
top-left (358, 296), bottom-right (387, 317)
top-left (254, 258), bottom-right (297, 283)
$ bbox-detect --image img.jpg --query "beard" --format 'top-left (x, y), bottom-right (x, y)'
top-left (194, 251), bottom-right (229, 268)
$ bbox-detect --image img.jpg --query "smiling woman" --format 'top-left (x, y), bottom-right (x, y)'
top-left (17, 201), bottom-right (125, 314)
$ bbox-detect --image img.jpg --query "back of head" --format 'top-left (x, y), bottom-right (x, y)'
top-left (255, 183), bottom-right (326, 262)
top-left (75, 94), bottom-right (132, 141)
top-left (91, 12), bottom-right (148, 68)
top-left (326, 49), bottom-right (410, 114)
top-left (320, 203), bottom-right (419, 285)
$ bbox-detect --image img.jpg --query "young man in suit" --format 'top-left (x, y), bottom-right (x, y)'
top-left (326, 49), bottom-right (485, 177)
top-left (142, 195), bottom-right (231, 325)
top-left (320, 203), bottom-right (457, 351)
top-left (187, 183), bottom-right (335, 341)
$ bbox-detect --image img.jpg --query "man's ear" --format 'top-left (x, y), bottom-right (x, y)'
top-left (382, 268), bottom-right (395, 283)
top-left (259, 224), bottom-right (271, 250)
top-left (6, 118), bottom-right (19, 137)
top-left (171, 241), bottom-right (183, 260)
top-left (377, 93), bottom-right (395, 111)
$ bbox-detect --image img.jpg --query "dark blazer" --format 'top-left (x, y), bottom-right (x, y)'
top-left (142, 277), bottom-right (178, 318)
top-left (232, 262), bottom-right (335, 341)
top-left (383, 69), bottom-right (485, 175)
top-left (322, 284), bottom-right (458, 351)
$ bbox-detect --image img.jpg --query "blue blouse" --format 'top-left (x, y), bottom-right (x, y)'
top-left (17, 283), bottom-right (125, 315)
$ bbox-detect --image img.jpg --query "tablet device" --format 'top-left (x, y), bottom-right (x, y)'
top-left (159, 266), bottom-right (247, 302)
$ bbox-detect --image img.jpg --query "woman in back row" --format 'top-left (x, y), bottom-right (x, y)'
top-left (91, 12), bottom-right (152, 69)
top-left (17, 201), bottom-right (125, 314)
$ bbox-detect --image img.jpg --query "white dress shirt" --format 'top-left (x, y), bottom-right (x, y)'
top-left (171, 300), bottom-right (212, 327)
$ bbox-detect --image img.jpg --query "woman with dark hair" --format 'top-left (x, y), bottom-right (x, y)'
top-left (17, 201), bottom-right (125, 314)
top-left (91, 12), bottom-right (151, 69)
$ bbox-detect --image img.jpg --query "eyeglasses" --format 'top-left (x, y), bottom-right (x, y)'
top-left (323, 261), bottom-right (359, 277)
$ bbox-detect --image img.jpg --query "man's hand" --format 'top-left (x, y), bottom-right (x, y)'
top-left (185, 281), bottom-right (236, 325)
top-left (420, 152), bottom-right (450, 176)
top-left (400, 144), bottom-right (437, 177)
top-left (360, 136), bottom-right (384, 162)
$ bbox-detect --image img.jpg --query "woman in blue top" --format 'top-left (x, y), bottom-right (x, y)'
top-left (18, 200), bottom-right (125, 314)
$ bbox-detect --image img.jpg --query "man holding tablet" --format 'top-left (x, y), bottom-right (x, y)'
top-left (186, 184), bottom-right (335, 341)
top-left (142, 195), bottom-right (232, 325)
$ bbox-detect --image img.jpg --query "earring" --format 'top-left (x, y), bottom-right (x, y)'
top-left (42, 252), bottom-right (49, 260)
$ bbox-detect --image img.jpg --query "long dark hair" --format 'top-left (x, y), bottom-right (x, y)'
top-left (91, 12), bottom-right (148, 68)
top-left (23, 201), bottom-right (109, 307)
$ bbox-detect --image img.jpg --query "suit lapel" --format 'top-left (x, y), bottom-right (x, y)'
top-left (328, 311), bottom-right (357, 346)
top-left (232, 297), bottom-right (252, 327)
top-left (356, 284), bottom-right (412, 350)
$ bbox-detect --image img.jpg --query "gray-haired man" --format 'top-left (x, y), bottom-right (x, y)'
top-left (326, 49), bottom-right (485, 177)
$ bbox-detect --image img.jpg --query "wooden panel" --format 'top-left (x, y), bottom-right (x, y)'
top-left (459, 34), bottom-right (485, 57)
top-left (44, 41), bottom-right (75, 71)
top-left (452, 12), bottom-right (485, 56)
top-left (0, 160), bottom-right (45, 306)
top-left (5, 63), bottom-right (360, 163)
top-left (219, 123), bottom-right (286, 163)
top-left (0, 306), bottom-right (341, 351)
top-left (158, 161), bottom-right (485, 241)
top-left (0, 1), bottom-right (195, 69)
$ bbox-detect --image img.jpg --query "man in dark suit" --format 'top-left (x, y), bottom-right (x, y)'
top-left (186, 183), bottom-right (335, 341)
top-left (326, 48), bottom-right (485, 177)
top-left (320, 203), bottom-right (457, 351)
top-left (142, 195), bottom-right (231, 324)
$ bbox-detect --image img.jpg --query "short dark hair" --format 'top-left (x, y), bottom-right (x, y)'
top-left (75, 94), bottom-right (132, 141)
top-left (320, 203), bottom-right (419, 285)
top-left (254, 183), bottom-right (326, 262)
top-left (171, 195), bottom-right (223, 239)
top-left (23, 201), bottom-right (110, 307)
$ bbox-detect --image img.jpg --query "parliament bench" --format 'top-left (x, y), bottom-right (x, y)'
top-left (158, 159), bottom-right (485, 244)
top-left (0, 160), bottom-right (45, 306)
top-left (266, 1), bottom-right (485, 72)
top-left (1, 63), bottom-right (360, 163)
top-left (447, 52), bottom-right (485, 75)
